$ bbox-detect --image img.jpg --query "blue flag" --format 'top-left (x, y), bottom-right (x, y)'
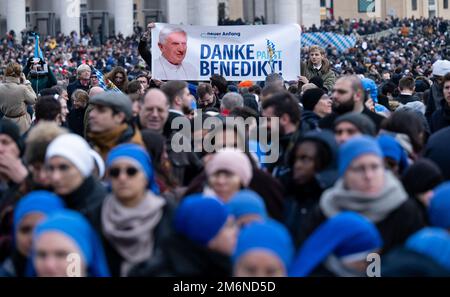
top-left (34, 35), bottom-right (44, 60)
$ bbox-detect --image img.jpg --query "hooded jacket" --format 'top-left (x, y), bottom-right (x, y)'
top-left (301, 59), bottom-right (336, 92)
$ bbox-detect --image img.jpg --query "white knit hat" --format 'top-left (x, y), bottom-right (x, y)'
top-left (45, 134), bottom-right (94, 177)
top-left (432, 60), bottom-right (450, 77)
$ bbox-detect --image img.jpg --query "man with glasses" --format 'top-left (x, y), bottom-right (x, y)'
top-left (319, 75), bottom-right (385, 132)
top-left (67, 64), bottom-right (91, 110)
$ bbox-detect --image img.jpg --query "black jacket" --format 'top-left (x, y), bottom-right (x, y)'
top-left (424, 126), bottom-right (450, 180)
top-left (382, 247), bottom-right (450, 277)
top-left (138, 38), bottom-right (152, 70)
top-left (300, 110), bottom-right (321, 133)
top-left (128, 234), bottom-right (232, 277)
top-left (62, 176), bottom-right (107, 216)
top-left (395, 94), bottom-right (421, 105)
top-left (430, 100), bottom-right (450, 133)
top-left (319, 107), bottom-right (385, 132)
top-left (67, 80), bottom-right (90, 110)
top-left (67, 107), bottom-right (87, 137)
top-left (86, 198), bottom-right (176, 277)
top-left (297, 199), bottom-right (426, 253)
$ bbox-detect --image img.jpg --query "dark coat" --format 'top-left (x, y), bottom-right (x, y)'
top-left (297, 199), bottom-right (426, 252)
top-left (395, 94), bottom-right (421, 105)
top-left (430, 100), bottom-right (450, 133)
top-left (283, 131), bottom-right (338, 246)
top-left (127, 234), bottom-right (232, 277)
top-left (61, 176), bottom-right (107, 216)
top-left (382, 247), bottom-right (450, 277)
top-left (300, 110), bottom-right (321, 133)
top-left (67, 107), bottom-right (87, 136)
top-left (319, 107), bottom-right (385, 132)
top-left (424, 126), bottom-right (450, 180)
top-left (86, 198), bottom-right (176, 277)
top-left (67, 80), bottom-right (90, 110)
top-left (0, 250), bottom-right (28, 277)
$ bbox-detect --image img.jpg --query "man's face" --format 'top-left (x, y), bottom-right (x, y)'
top-left (79, 71), bottom-right (91, 86)
top-left (309, 50), bottom-right (323, 66)
top-left (89, 104), bottom-right (123, 133)
top-left (444, 80), bottom-right (450, 105)
top-left (139, 90), bottom-right (169, 133)
top-left (137, 77), bottom-right (149, 90)
top-left (199, 92), bottom-right (214, 108)
top-left (332, 79), bottom-right (356, 114)
top-left (158, 32), bottom-right (187, 65)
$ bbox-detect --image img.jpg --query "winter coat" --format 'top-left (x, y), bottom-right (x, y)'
top-left (0, 77), bottom-right (36, 134)
top-left (127, 233), bottom-right (232, 277)
top-left (424, 126), bottom-right (450, 180)
top-left (301, 59), bottom-right (336, 92)
top-left (430, 100), bottom-right (450, 133)
top-left (61, 176), bottom-right (107, 216)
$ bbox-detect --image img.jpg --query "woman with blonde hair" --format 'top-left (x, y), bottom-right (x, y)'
top-left (0, 62), bottom-right (37, 134)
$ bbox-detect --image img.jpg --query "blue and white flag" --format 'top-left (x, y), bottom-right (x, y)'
top-left (93, 68), bottom-right (122, 93)
top-left (302, 32), bottom-right (357, 52)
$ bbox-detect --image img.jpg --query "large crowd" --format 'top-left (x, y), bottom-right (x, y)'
top-left (0, 16), bottom-right (449, 277)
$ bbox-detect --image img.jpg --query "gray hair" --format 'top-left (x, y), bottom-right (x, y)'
top-left (265, 73), bottom-right (284, 88)
top-left (221, 92), bottom-right (244, 111)
top-left (159, 26), bottom-right (187, 44)
top-left (76, 64), bottom-right (91, 78)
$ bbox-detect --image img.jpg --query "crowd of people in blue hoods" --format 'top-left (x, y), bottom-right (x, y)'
top-left (0, 17), bottom-right (449, 277)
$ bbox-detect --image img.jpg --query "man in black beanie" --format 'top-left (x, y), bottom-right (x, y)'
top-left (300, 88), bottom-right (332, 133)
top-left (333, 112), bottom-right (376, 145)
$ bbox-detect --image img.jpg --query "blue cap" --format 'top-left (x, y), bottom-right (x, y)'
top-left (338, 136), bottom-right (383, 176)
top-left (429, 182), bottom-right (450, 229)
top-left (32, 209), bottom-right (110, 277)
top-left (289, 212), bottom-right (383, 277)
top-left (107, 143), bottom-right (159, 194)
top-left (233, 220), bottom-right (294, 271)
top-left (406, 227), bottom-right (450, 272)
top-left (226, 190), bottom-right (267, 221)
top-left (174, 195), bottom-right (229, 246)
top-left (13, 191), bottom-right (65, 244)
top-left (361, 78), bottom-right (378, 103)
top-left (377, 134), bottom-right (408, 172)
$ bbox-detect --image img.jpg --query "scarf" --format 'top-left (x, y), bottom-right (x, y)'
top-left (320, 171), bottom-right (408, 223)
top-left (101, 191), bottom-right (166, 276)
top-left (88, 123), bottom-right (129, 159)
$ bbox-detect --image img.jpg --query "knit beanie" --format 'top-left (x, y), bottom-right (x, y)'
top-left (334, 112), bottom-right (376, 136)
top-left (338, 136), bottom-right (383, 176)
top-left (301, 88), bottom-right (325, 111)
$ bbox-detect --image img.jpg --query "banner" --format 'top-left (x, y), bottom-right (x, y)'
top-left (151, 23), bottom-right (301, 81)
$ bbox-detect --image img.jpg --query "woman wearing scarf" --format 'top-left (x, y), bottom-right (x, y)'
top-left (0, 191), bottom-right (65, 277)
top-left (299, 136), bottom-right (425, 253)
top-left (233, 220), bottom-right (294, 277)
top-left (86, 143), bottom-right (174, 276)
top-left (289, 212), bottom-right (383, 277)
top-left (45, 134), bottom-right (107, 215)
top-left (30, 209), bottom-right (110, 277)
top-left (128, 194), bottom-right (237, 277)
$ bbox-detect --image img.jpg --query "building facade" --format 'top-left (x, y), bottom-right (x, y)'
top-left (0, 0), bottom-right (320, 38)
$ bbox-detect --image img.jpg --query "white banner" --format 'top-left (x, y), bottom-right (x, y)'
top-left (151, 23), bottom-right (301, 81)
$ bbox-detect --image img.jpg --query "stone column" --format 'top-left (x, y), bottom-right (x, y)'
top-left (114, 0), bottom-right (133, 36)
top-left (6, 0), bottom-right (26, 36)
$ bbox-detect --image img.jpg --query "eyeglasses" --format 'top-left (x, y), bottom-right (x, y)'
top-left (109, 167), bottom-right (139, 178)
